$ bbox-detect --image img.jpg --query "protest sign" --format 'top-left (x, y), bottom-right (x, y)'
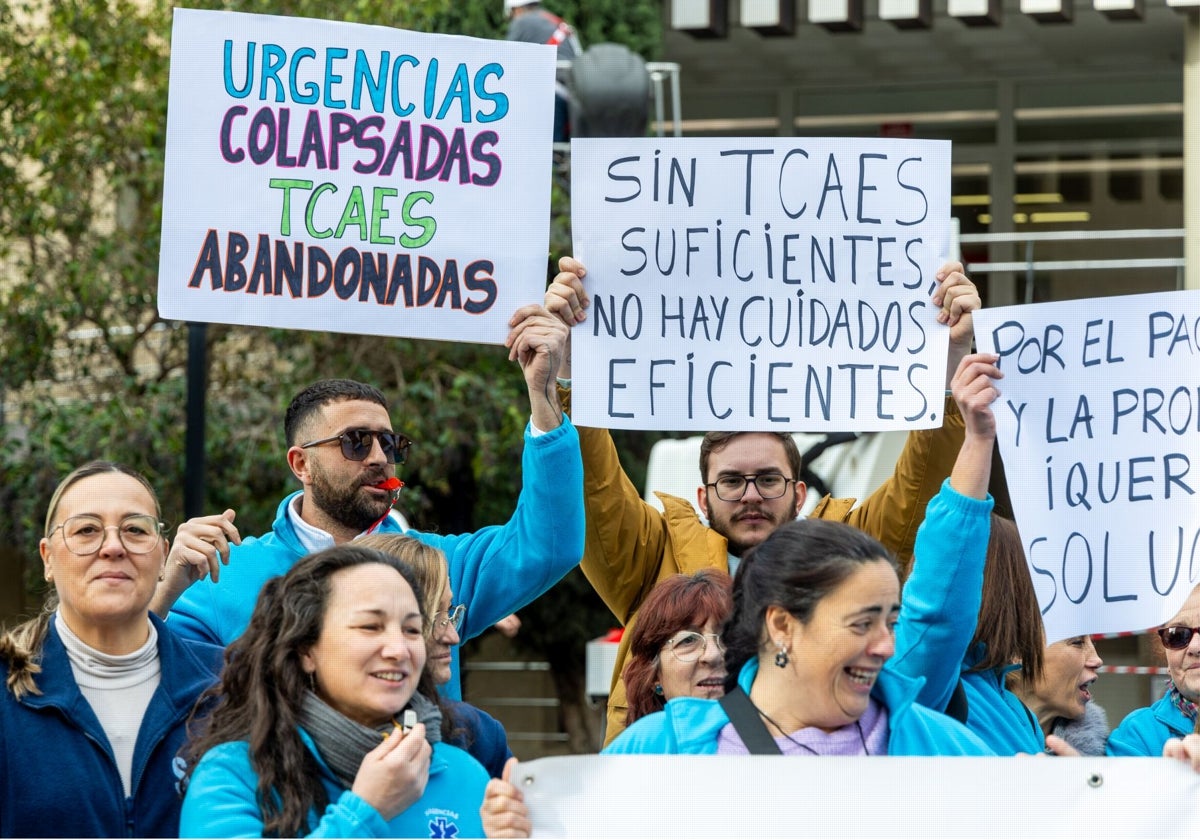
top-left (158, 8), bottom-right (554, 345)
top-left (974, 290), bottom-right (1200, 642)
top-left (570, 137), bottom-right (953, 431)
top-left (511, 755), bottom-right (1198, 837)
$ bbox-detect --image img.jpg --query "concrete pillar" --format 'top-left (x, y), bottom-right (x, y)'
top-left (776, 88), bottom-right (795, 137)
top-left (988, 80), bottom-right (1018, 306)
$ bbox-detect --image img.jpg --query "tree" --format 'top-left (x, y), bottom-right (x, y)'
top-left (0, 0), bottom-right (665, 754)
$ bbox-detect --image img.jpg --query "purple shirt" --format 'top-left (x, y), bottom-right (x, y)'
top-left (716, 698), bottom-right (890, 756)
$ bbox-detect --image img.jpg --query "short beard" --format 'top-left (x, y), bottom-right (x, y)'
top-left (704, 489), bottom-right (794, 558)
top-left (309, 467), bottom-right (390, 533)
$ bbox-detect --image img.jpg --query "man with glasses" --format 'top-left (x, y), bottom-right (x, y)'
top-left (543, 255), bottom-right (986, 744)
top-left (166, 305), bottom-right (584, 702)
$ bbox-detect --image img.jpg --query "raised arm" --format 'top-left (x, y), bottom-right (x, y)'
top-left (826, 262), bottom-right (983, 571)
top-left (889, 352), bottom-right (1002, 713)
top-left (542, 256), bottom-right (675, 623)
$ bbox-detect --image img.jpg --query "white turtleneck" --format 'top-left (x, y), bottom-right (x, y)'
top-left (55, 612), bottom-right (161, 796)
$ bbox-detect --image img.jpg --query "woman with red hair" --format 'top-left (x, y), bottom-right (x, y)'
top-left (620, 569), bottom-right (733, 727)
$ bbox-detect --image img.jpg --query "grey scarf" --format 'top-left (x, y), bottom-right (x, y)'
top-left (297, 691), bottom-right (442, 788)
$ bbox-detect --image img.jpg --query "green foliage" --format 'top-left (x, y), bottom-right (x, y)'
top-left (0, 0), bottom-right (665, 752)
top-left (0, 374), bottom-right (290, 599)
top-left (546, 0), bottom-right (663, 61)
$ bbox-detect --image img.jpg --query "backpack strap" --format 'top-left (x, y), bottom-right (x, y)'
top-left (718, 687), bottom-right (782, 755)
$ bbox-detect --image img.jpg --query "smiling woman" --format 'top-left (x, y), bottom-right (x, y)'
top-left (621, 569), bottom-right (733, 726)
top-left (356, 532), bottom-right (515, 778)
top-left (0, 461), bottom-right (227, 838)
top-left (178, 544), bottom-right (488, 838)
top-left (596, 518), bottom-right (991, 758)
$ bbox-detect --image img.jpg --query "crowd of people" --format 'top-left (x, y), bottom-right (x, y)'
top-left (2, 246), bottom-right (1198, 838)
top-left (1, 7), bottom-right (1197, 828)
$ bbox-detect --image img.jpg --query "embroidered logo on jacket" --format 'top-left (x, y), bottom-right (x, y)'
top-left (428, 815), bottom-right (459, 838)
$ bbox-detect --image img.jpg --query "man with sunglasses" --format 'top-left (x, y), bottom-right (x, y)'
top-left (1108, 582), bottom-right (1200, 756)
top-left (166, 305), bottom-right (583, 701)
top-left (543, 255), bottom-right (986, 745)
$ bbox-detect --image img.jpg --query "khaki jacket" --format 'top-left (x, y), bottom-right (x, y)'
top-left (562, 387), bottom-right (965, 746)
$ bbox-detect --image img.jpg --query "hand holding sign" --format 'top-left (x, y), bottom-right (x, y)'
top-left (506, 303), bottom-right (569, 432)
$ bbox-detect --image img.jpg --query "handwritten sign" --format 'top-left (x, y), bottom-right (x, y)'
top-left (158, 8), bottom-right (555, 345)
top-left (974, 290), bottom-right (1200, 642)
top-left (512, 755), bottom-right (1198, 837)
top-left (570, 138), bottom-right (953, 431)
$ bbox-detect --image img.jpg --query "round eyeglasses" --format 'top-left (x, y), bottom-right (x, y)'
top-left (433, 604), bottom-right (466, 634)
top-left (300, 428), bottom-right (413, 464)
top-left (705, 473), bottom-right (794, 502)
top-left (662, 630), bottom-right (725, 663)
top-left (47, 514), bottom-right (165, 555)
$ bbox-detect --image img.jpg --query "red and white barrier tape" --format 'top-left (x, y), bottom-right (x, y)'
top-left (1096, 665), bottom-right (1169, 675)
top-left (1091, 629), bottom-right (1157, 640)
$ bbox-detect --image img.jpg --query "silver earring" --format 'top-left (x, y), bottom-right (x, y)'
top-left (774, 641), bottom-right (789, 668)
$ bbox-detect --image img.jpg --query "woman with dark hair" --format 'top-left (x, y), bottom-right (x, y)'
top-left (0, 461), bottom-right (236, 837)
top-left (588, 514), bottom-right (985, 757)
top-left (621, 569), bottom-right (733, 726)
top-left (357, 532), bottom-right (514, 777)
top-left (179, 544), bottom-right (487, 838)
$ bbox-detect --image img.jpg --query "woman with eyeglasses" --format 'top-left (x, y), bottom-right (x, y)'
top-left (1107, 582), bottom-right (1200, 755)
top-left (357, 533), bottom-right (514, 777)
top-left (620, 570), bottom-right (733, 727)
top-left (0, 461), bottom-right (240, 837)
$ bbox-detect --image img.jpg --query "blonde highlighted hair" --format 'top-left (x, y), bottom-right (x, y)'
top-left (355, 533), bottom-right (449, 639)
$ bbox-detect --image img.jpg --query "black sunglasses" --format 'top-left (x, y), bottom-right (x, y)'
top-left (1157, 625), bottom-right (1200, 651)
top-left (299, 429), bottom-right (412, 464)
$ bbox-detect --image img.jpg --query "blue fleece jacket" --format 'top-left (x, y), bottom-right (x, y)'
top-left (887, 480), bottom-right (1045, 754)
top-left (604, 658), bottom-right (993, 756)
top-left (1107, 693), bottom-right (1193, 756)
top-left (180, 728), bottom-right (487, 838)
top-left (168, 419), bottom-right (584, 700)
top-left (0, 614), bottom-right (222, 838)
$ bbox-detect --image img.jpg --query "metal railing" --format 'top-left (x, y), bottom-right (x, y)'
top-left (959, 227), bottom-right (1186, 301)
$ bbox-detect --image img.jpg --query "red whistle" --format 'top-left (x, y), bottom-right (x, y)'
top-left (375, 477), bottom-right (404, 491)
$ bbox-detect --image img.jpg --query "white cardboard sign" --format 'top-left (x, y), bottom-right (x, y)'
top-left (974, 290), bottom-right (1200, 642)
top-left (158, 8), bottom-right (555, 344)
top-left (570, 137), bottom-right (953, 432)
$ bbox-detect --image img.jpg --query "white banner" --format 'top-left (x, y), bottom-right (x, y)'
top-left (158, 9), bottom-right (555, 345)
top-left (570, 137), bottom-right (953, 432)
top-left (974, 290), bottom-right (1200, 643)
top-left (513, 755), bottom-right (1198, 837)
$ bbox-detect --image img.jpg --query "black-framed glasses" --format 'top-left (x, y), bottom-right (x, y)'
top-left (1158, 625), bottom-right (1200, 650)
top-left (432, 604), bottom-right (466, 634)
top-left (48, 514), bottom-right (165, 555)
top-left (705, 473), bottom-right (794, 502)
top-left (299, 429), bottom-right (412, 464)
top-left (662, 630), bottom-right (725, 663)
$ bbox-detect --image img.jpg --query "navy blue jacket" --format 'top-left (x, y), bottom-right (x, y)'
top-left (447, 700), bottom-right (513, 778)
top-left (0, 614), bottom-right (222, 837)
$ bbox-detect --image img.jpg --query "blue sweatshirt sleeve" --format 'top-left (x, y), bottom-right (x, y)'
top-left (423, 417), bottom-right (584, 699)
top-left (890, 479), bottom-right (994, 714)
